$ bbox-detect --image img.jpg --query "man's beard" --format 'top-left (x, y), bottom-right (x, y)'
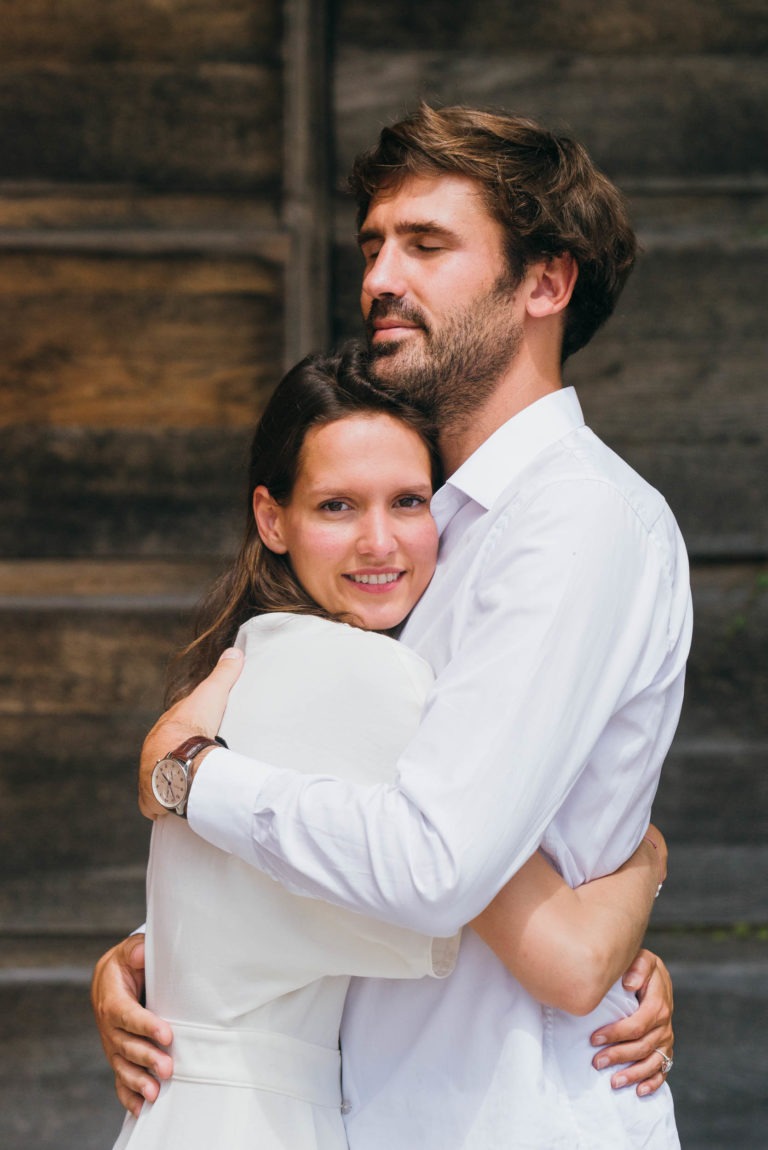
top-left (364, 274), bottom-right (523, 428)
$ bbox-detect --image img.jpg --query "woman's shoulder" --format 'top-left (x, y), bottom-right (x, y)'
top-left (234, 612), bottom-right (434, 693)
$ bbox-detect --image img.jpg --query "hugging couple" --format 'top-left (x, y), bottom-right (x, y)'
top-left (94, 103), bottom-right (690, 1150)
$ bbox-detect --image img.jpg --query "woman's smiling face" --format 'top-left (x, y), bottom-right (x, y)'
top-left (252, 413), bottom-right (439, 631)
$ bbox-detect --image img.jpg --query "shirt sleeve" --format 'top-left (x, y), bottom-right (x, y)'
top-left (189, 479), bottom-right (682, 937)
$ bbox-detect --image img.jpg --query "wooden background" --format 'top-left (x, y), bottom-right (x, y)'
top-left (0, 2), bottom-right (766, 1146)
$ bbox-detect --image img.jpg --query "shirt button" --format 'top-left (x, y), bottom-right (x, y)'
top-left (341, 1100), bottom-right (352, 1115)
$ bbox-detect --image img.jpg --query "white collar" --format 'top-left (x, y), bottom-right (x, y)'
top-left (431, 388), bottom-right (585, 535)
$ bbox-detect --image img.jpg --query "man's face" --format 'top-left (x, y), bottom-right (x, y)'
top-left (358, 174), bottom-right (523, 424)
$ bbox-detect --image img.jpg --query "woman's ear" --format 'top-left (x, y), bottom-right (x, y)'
top-left (526, 252), bottom-right (578, 318)
top-left (252, 486), bottom-right (289, 554)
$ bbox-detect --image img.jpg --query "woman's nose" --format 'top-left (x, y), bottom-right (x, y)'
top-left (356, 510), bottom-right (397, 557)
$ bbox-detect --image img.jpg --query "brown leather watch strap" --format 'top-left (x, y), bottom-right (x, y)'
top-left (164, 736), bottom-right (221, 818)
top-left (169, 736), bottom-right (221, 766)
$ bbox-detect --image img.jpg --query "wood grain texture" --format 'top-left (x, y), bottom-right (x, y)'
top-left (335, 0), bottom-right (768, 53)
top-left (0, 64), bottom-right (281, 190)
top-left (0, 558), bottom-right (222, 599)
top-left (654, 741), bottom-right (768, 843)
top-left (0, 427), bottom-right (250, 556)
top-left (651, 845), bottom-right (768, 926)
top-left (0, 0), bottom-right (280, 65)
top-left (682, 564), bottom-right (768, 741)
top-left (334, 51), bottom-right (768, 182)
top-left (0, 250), bottom-right (283, 428)
top-left (0, 607), bottom-right (188, 715)
top-left (0, 714), bottom-right (153, 877)
top-left (0, 189), bottom-right (280, 232)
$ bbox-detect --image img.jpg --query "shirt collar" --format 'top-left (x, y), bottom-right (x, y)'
top-left (430, 387), bottom-right (585, 535)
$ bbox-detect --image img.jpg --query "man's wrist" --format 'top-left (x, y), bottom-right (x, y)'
top-left (186, 743), bottom-right (217, 798)
top-left (151, 736), bottom-right (225, 818)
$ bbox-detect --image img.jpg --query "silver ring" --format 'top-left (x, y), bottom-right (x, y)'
top-left (654, 1047), bottom-right (673, 1076)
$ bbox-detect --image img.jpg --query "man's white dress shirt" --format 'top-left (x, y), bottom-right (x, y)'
top-left (190, 387), bottom-right (692, 1148)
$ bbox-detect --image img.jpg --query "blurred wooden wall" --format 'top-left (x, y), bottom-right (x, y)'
top-left (0, 3), bottom-right (766, 1147)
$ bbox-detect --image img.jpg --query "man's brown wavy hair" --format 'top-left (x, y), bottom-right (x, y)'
top-left (349, 103), bottom-right (638, 362)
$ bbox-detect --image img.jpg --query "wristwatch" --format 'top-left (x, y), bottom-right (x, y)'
top-left (151, 736), bottom-right (221, 818)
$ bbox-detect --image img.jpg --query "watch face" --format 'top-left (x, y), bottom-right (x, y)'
top-left (152, 758), bottom-right (187, 808)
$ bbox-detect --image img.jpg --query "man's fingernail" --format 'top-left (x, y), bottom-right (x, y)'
top-left (624, 975), bottom-right (642, 989)
top-left (220, 648), bottom-right (240, 660)
top-left (613, 1075), bottom-right (628, 1088)
top-left (638, 1084), bottom-right (650, 1096)
top-left (594, 1056), bottom-right (609, 1070)
top-left (592, 1034), bottom-right (606, 1046)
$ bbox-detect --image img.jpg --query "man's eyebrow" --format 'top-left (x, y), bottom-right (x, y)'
top-left (357, 221), bottom-right (459, 248)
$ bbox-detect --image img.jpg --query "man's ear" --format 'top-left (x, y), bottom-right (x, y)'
top-left (252, 486), bottom-right (289, 554)
top-left (526, 252), bottom-right (578, 318)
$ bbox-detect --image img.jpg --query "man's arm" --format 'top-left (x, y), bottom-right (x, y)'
top-left (141, 482), bottom-right (687, 938)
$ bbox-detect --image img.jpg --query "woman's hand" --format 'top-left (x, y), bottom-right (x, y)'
top-left (91, 935), bottom-right (174, 1116)
top-left (590, 948), bottom-right (674, 1096)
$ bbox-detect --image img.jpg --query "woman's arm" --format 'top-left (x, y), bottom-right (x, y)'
top-left (471, 829), bottom-right (666, 1016)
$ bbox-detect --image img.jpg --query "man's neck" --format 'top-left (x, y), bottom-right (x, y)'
top-left (438, 369), bottom-right (563, 478)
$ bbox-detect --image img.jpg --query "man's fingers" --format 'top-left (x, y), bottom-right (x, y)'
top-left (112, 1051), bottom-right (162, 1103)
top-left (114, 1029), bottom-right (173, 1077)
top-left (198, 645), bottom-right (244, 696)
top-left (156, 647), bottom-right (243, 743)
top-left (91, 933), bottom-right (176, 1114)
top-left (114, 998), bottom-right (173, 1050)
top-left (115, 1076), bottom-right (146, 1119)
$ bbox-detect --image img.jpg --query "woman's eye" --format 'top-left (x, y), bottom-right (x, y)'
top-left (320, 500), bottom-right (350, 513)
top-left (396, 495), bottom-right (427, 509)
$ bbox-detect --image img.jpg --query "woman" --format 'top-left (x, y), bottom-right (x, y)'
top-left (112, 345), bottom-right (666, 1150)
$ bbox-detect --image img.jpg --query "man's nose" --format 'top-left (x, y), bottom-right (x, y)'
top-left (362, 242), bottom-right (407, 300)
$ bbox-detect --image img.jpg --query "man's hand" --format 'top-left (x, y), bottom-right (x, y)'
top-left (590, 948), bottom-right (674, 1096)
top-left (91, 935), bottom-right (173, 1116)
top-left (139, 646), bottom-right (244, 818)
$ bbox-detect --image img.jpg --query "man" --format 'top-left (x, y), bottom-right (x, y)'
top-left (94, 106), bottom-right (690, 1146)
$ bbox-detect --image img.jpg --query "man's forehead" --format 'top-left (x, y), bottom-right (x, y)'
top-left (362, 173), bottom-right (490, 229)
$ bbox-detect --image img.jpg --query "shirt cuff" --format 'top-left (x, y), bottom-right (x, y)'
top-left (187, 746), bottom-right (274, 856)
top-left (430, 931), bottom-right (462, 978)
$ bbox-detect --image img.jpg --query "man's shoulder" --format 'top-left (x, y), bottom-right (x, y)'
top-left (496, 423), bottom-right (673, 536)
